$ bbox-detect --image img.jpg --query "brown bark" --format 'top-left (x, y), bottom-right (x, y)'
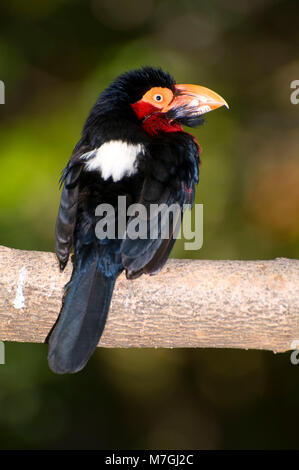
top-left (0, 245), bottom-right (298, 352)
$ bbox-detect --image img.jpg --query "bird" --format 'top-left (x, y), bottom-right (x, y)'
top-left (48, 66), bottom-right (228, 374)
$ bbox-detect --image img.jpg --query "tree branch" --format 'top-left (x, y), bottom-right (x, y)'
top-left (0, 245), bottom-right (298, 352)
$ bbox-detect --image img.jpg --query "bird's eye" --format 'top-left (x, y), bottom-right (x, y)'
top-left (154, 94), bottom-right (163, 102)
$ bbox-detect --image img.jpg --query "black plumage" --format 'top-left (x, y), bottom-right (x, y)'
top-left (48, 66), bottom-right (228, 374)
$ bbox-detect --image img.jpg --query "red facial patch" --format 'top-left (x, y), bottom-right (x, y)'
top-left (142, 114), bottom-right (183, 136)
top-left (131, 101), bottom-right (157, 121)
top-left (131, 101), bottom-right (183, 137)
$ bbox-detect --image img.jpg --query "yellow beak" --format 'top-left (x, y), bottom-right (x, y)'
top-left (164, 83), bottom-right (229, 115)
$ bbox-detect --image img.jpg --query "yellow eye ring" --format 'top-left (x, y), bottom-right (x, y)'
top-left (139, 87), bottom-right (173, 108)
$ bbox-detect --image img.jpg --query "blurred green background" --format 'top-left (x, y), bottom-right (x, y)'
top-left (0, 0), bottom-right (299, 450)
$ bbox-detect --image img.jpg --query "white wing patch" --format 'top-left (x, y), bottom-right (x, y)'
top-left (81, 140), bottom-right (145, 182)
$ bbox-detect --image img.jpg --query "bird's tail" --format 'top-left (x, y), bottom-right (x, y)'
top-left (48, 257), bottom-right (116, 374)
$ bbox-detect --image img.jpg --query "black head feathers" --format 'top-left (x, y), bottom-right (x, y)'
top-left (92, 67), bottom-right (175, 114)
top-left (103, 67), bottom-right (176, 104)
top-left (81, 67), bottom-right (176, 143)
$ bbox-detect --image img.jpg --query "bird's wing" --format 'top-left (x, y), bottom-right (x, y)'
top-left (121, 136), bottom-right (198, 279)
top-left (55, 147), bottom-right (88, 271)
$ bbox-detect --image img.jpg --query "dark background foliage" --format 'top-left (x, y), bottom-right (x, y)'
top-left (0, 0), bottom-right (298, 449)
